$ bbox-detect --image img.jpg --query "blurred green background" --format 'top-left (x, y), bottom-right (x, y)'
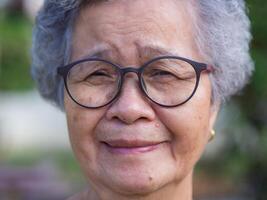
top-left (0, 0), bottom-right (266, 199)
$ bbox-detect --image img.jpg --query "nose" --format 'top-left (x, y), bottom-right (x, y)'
top-left (106, 73), bottom-right (156, 124)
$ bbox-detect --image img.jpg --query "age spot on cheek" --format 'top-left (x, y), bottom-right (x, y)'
top-left (198, 115), bottom-right (203, 121)
top-left (72, 114), bottom-right (80, 123)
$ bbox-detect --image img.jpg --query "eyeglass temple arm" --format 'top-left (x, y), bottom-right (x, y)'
top-left (206, 64), bottom-right (219, 73)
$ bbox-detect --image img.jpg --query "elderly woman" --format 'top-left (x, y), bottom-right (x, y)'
top-left (31, 0), bottom-right (254, 199)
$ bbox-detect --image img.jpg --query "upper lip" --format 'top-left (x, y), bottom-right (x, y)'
top-left (102, 139), bottom-right (166, 148)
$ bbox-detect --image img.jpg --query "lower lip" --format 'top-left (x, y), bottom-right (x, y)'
top-left (103, 142), bottom-right (165, 154)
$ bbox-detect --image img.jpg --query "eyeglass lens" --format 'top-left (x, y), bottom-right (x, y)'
top-left (65, 58), bottom-right (197, 108)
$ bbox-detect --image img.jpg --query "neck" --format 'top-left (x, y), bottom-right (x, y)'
top-left (83, 172), bottom-right (193, 200)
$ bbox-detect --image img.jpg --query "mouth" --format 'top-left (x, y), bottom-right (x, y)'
top-left (101, 140), bottom-right (168, 154)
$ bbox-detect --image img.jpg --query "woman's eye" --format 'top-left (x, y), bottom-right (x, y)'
top-left (151, 70), bottom-right (174, 77)
top-left (81, 69), bottom-right (118, 85)
top-left (90, 70), bottom-right (109, 77)
top-left (85, 70), bottom-right (110, 80)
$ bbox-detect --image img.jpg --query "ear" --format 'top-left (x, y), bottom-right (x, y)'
top-left (208, 102), bottom-right (220, 131)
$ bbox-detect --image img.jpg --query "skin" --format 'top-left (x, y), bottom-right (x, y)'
top-left (65, 0), bottom-right (219, 199)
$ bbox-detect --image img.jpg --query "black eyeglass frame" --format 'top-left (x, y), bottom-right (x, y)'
top-left (57, 55), bottom-right (214, 109)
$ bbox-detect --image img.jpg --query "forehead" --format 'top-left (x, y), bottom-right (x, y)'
top-left (71, 0), bottom-right (197, 62)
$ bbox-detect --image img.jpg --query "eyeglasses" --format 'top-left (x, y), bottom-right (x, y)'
top-left (57, 56), bottom-right (213, 108)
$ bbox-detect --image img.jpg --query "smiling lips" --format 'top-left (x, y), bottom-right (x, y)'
top-left (102, 139), bottom-right (167, 154)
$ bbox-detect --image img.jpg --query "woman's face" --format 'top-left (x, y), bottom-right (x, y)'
top-left (65, 0), bottom-right (218, 197)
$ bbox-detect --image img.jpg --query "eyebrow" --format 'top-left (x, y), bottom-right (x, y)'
top-left (79, 44), bottom-right (111, 59)
top-left (138, 45), bottom-right (179, 58)
top-left (79, 43), bottom-right (179, 61)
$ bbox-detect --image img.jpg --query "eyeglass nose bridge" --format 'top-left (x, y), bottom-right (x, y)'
top-left (117, 66), bottom-right (146, 99)
top-left (119, 67), bottom-right (145, 86)
top-left (121, 67), bottom-right (140, 76)
top-left (119, 67), bottom-right (143, 85)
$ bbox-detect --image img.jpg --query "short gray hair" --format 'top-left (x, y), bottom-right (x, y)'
top-left (31, 0), bottom-right (254, 110)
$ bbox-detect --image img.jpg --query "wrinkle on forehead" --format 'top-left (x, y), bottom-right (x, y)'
top-left (72, 0), bottom-right (198, 63)
top-left (73, 41), bottom-right (183, 63)
top-left (77, 0), bottom-right (192, 36)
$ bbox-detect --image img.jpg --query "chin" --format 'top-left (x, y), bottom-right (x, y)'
top-left (109, 176), bottom-right (163, 196)
top-left (99, 165), bottom-right (175, 196)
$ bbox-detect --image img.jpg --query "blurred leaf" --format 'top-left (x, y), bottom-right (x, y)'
top-left (0, 11), bottom-right (33, 91)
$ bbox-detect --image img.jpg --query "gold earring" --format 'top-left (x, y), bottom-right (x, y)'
top-left (209, 129), bottom-right (215, 142)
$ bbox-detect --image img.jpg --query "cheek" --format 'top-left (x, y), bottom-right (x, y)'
top-left (153, 77), bottom-right (212, 159)
top-left (157, 106), bottom-right (210, 155)
top-left (64, 94), bottom-right (105, 161)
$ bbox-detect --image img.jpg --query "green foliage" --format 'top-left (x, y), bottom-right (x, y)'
top-left (247, 0), bottom-right (267, 50)
top-left (247, 0), bottom-right (267, 99)
top-left (0, 11), bottom-right (33, 91)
